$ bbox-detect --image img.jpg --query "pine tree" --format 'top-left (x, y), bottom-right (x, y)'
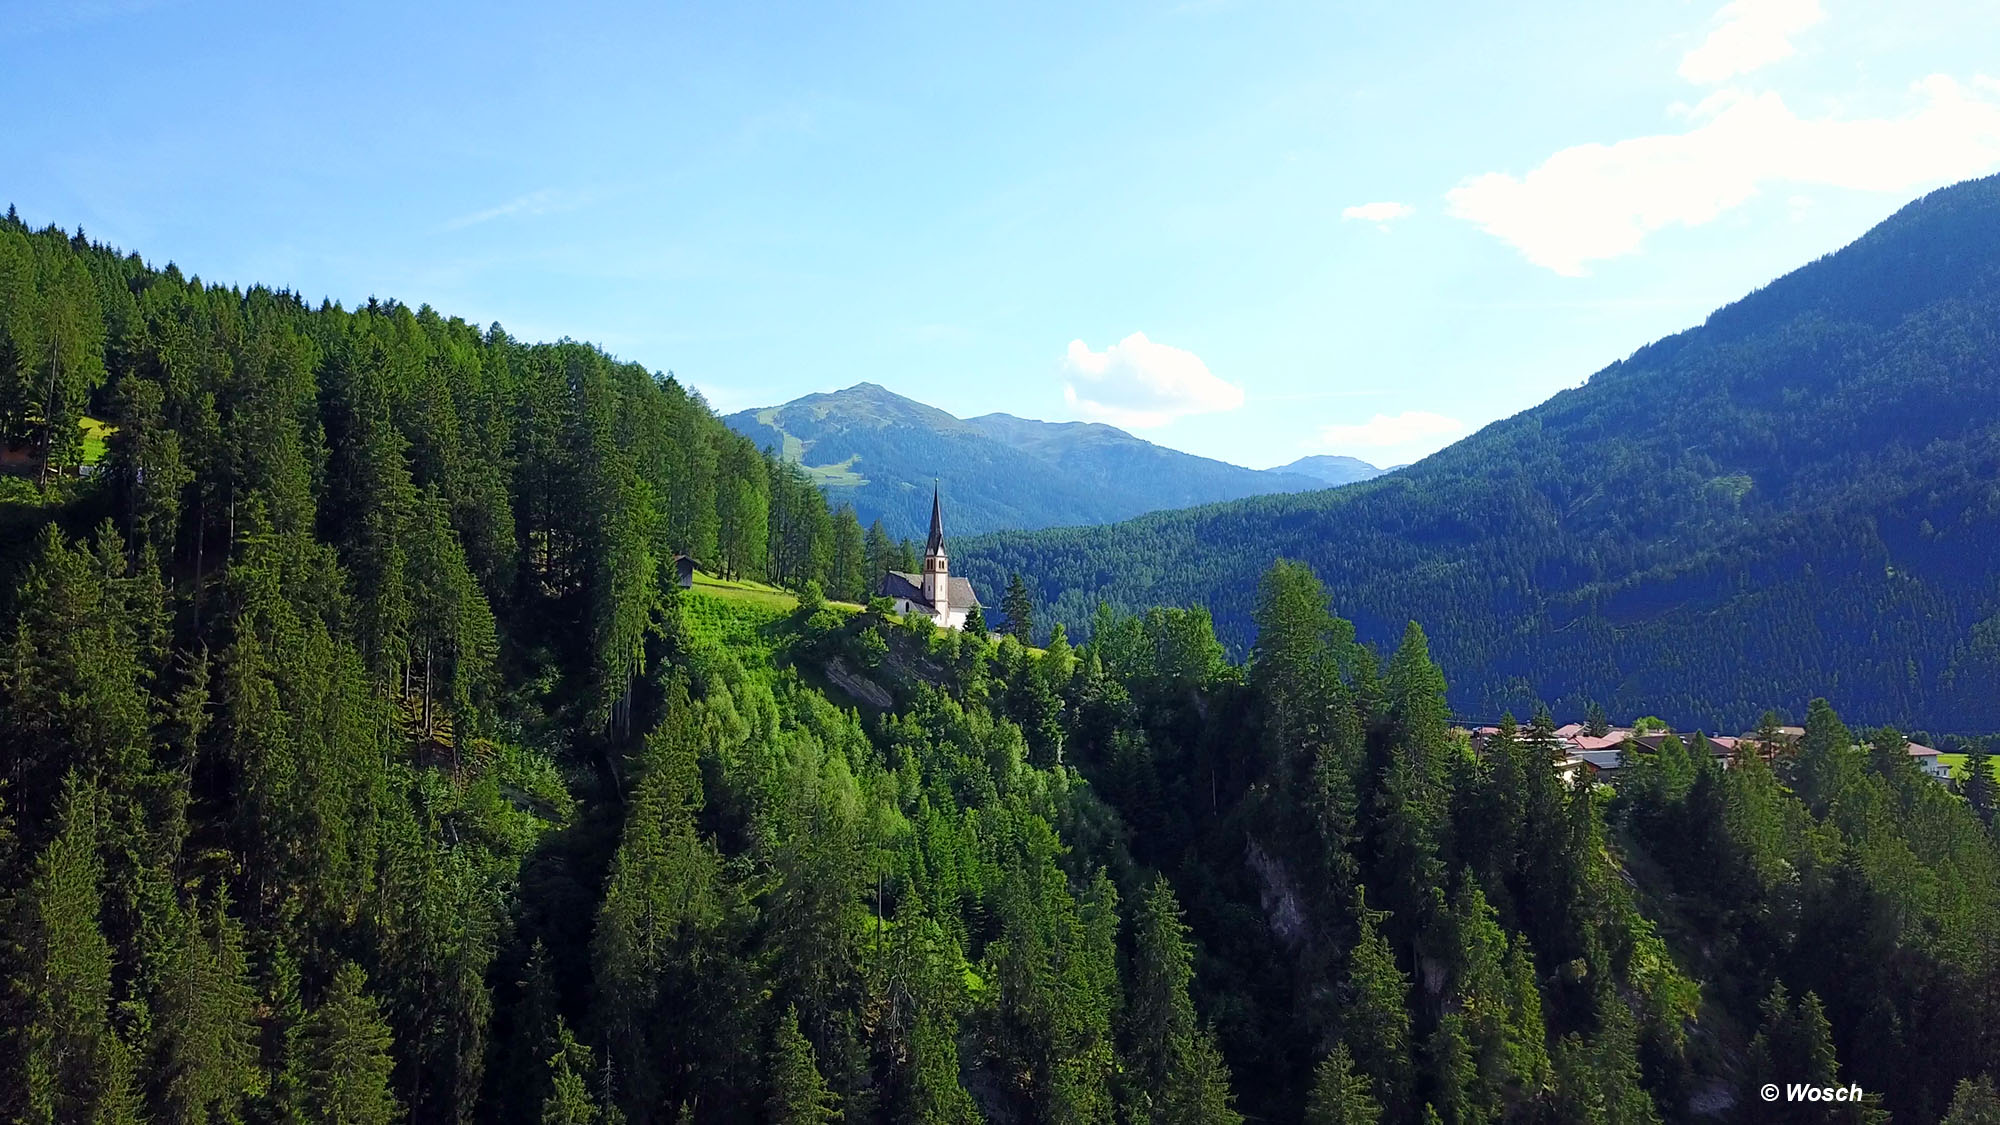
top-left (590, 682), bottom-right (721, 1112)
top-left (963, 603), bottom-right (986, 637)
top-left (1342, 889), bottom-right (1413, 1112)
top-left (16, 776), bottom-right (142, 1125)
top-left (1003, 572), bottom-right (1035, 643)
top-left (297, 963), bottom-right (401, 1125)
top-left (1124, 876), bottom-right (1241, 1124)
top-left (828, 504), bottom-right (868, 602)
top-left (1793, 697), bottom-right (1858, 818)
top-left (1944, 1076), bottom-right (2000, 1125)
top-left (768, 1006), bottom-right (839, 1125)
top-left (1421, 1013), bottom-right (1477, 1125)
top-left (541, 1020), bottom-right (602, 1125)
top-left (863, 519), bottom-right (895, 588)
top-left (19, 249), bottom-right (107, 482)
top-left (1961, 745), bottom-right (1995, 825)
top-left (1306, 1044), bottom-right (1381, 1125)
top-left (1385, 621), bottom-right (1450, 759)
top-left (148, 890), bottom-right (263, 1123)
top-left (877, 906), bottom-right (979, 1125)
top-left (1584, 701), bottom-right (1609, 738)
top-left (1, 524), bottom-right (154, 836)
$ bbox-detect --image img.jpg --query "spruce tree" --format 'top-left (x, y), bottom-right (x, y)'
top-left (1125, 876), bottom-right (1241, 1124)
top-left (1003, 572), bottom-right (1035, 643)
top-left (541, 1020), bottom-right (601, 1125)
top-left (1584, 701), bottom-right (1609, 738)
top-left (1306, 1044), bottom-right (1381, 1125)
top-left (297, 963), bottom-right (401, 1125)
top-left (1944, 1076), bottom-right (2000, 1125)
top-left (1341, 889), bottom-right (1413, 1112)
top-left (863, 519), bottom-right (894, 586)
top-left (767, 1006), bottom-right (839, 1125)
top-left (148, 890), bottom-right (262, 1123)
top-left (17, 776), bottom-right (141, 1125)
top-left (1962, 745), bottom-right (1995, 825)
top-left (1385, 620), bottom-right (1450, 759)
top-left (828, 504), bottom-right (868, 602)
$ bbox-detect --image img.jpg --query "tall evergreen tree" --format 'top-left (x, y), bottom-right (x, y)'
top-left (1002, 572), bottom-right (1035, 644)
top-left (1306, 1045), bottom-right (1381, 1125)
top-left (1961, 745), bottom-right (1995, 825)
top-left (1123, 876), bottom-right (1241, 1124)
top-left (14, 776), bottom-right (142, 1125)
top-left (540, 1020), bottom-right (602, 1125)
top-left (1341, 890), bottom-right (1413, 1115)
top-left (828, 504), bottom-right (868, 603)
top-left (768, 1006), bottom-right (839, 1125)
top-left (296, 963), bottom-right (401, 1125)
top-left (1944, 1076), bottom-right (2000, 1125)
top-left (146, 890), bottom-right (262, 1124)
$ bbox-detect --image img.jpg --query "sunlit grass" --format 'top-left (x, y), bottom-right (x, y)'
top-left (80, 416), bottom-right (116, 464)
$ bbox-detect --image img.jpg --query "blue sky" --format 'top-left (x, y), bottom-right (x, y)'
top-left (6, 0), bottom-right (1999, 469)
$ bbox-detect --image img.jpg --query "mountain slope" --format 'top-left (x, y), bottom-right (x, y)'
top-left (725, 383), bottom-right (1331, 537)
top-left (957, 175), bottom-right (2000, 732)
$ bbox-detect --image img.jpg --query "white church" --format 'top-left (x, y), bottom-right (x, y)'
top-left (879, 487), bottom-right (981, 630)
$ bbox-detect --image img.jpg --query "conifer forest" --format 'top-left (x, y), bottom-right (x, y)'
top-left (4, 214), bottom-right (2000, 1125)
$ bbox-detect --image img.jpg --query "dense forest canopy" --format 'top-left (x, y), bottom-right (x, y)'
top-left (3, 207), bottom-right (1999, 1125)
top-left (956, 175), bottom-right (2000, 734)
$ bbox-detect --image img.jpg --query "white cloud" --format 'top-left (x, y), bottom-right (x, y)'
top-left (1447, 76), bottom-right (2000, 275)
top-left (1315, 411), bottom-right (1466, 451)
top-left (444, 188), bottom-right (576, 231)
top-left (1342, 201), bottom-right (1415, 223)
top-left (1679, 0), bottom-right (1823, 85)
top-left (1060, 332), bottom-right (1244, 428)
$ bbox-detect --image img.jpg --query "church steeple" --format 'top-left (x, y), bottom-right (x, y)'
top-left (921, 483), bottom-right (949, 617)
top-left (925, 484), bottom-right (947, 557)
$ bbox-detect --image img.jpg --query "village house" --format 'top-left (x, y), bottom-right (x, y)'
top-left (879, 487), bottom-right (981, 630)
top-left (1905, 741), bottom-right (1952, 781)
top-left (1465, 720), bottom-right (1814, 781)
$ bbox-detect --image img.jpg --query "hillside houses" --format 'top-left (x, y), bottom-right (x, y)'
top-left (1465, 721), bottom-right (1955, 785)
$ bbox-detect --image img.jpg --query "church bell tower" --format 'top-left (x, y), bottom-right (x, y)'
top-left (921, 484), bottom-right (949, 620)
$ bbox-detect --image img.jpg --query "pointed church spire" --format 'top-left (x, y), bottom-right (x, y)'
top-left (925, 482), bottom-right (946, 556)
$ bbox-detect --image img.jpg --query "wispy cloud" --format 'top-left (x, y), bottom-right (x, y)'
top-left (1447, 0), bottom-right (2000, 275)
top-left (443, 188), bottom-right (580, 232)
top-left (1679, 0), bottom-right (1823, 85)
top-left (1315, 411), bottom-right (1466, 451)
top-left (1342, 201), bottom-right (1415, 225)
top-left (1448, 77), bottom-right (2000, 275)
top-left (1060, 332), bottom-right (1244, 429)
top-left (1261, 388), bottom-right (1388, 403)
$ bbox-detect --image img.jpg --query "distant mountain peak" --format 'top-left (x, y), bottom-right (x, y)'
top-left (725, 388), bottom-right (1368, 538)
top-left (1270, 454), bottom-right (1386, 486)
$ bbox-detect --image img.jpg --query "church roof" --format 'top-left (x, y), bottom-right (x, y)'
top-left (925, 486), bottom-right (946, 556)
top-left (881, 571), bottom-right (980, 610)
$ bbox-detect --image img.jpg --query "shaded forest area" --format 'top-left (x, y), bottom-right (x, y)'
top-left (3, 214), bottom-right (2000, 1125)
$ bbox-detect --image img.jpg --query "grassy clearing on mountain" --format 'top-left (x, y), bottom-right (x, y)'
top-left (79, 416), bottom-right (115, 463)
top-left (804, 452), bottom-right (867, 487)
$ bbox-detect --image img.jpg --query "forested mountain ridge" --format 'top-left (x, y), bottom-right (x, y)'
top-left (958, 175), bottom-right (2000, 734)
top-left (724, 382), bottom-right (1335, 537)
top-left (4, 207), bottom-right (2000, 1125)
